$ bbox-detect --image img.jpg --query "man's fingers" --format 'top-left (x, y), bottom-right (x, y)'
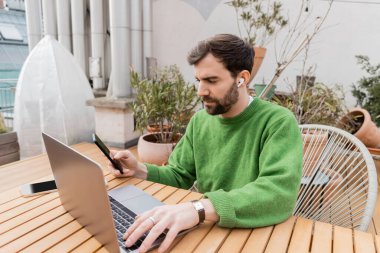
top-left (113, 150), bottom-right (131, 160)
top-left (122, 204), bottom-right (195, 251)
top-left (109, 150), bottom-right (117, 159)
top-left (123, 211), bottom-right (152, 239)
top-left (139, 219), bottom-right (169, 252)
top-left (108, 160), bottom-right (132, 177)
top-left (157, 227), bottom-right (179, 253)
top-left (113, 169), bottom-right (121, 176)
top-left (125, 218), bottom-right (155, 248)
top-left (123, 168), bottom-right (133, 176)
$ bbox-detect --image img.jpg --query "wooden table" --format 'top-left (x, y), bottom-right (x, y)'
top-left (1, 143), bottom-right (380, 253)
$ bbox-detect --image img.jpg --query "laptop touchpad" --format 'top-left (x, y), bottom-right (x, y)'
top-left (109, 185), bottom-right (164, 214)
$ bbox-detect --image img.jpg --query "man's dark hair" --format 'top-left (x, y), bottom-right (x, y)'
top-left (187, 34), bottom-right (254, 78)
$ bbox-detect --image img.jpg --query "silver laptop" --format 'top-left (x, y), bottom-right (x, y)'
top-left (42, 132), bottom-right (167, 253)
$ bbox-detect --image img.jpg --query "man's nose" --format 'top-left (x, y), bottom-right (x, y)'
top-left (197, 82), bottom-right (209, 97)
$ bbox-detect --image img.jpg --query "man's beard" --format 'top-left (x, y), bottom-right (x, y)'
top-left (202, 82), bottom-right (239, 115)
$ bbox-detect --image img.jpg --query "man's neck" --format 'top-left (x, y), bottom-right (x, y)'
top-left (220, 94), bottom-right (251, 118)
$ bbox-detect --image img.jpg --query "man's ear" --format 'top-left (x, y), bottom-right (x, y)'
top-left (237, 70), bottom-right (251, 87)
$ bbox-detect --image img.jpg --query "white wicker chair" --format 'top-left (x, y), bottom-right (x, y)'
top-left (294, 124), bottom-right (377, 231)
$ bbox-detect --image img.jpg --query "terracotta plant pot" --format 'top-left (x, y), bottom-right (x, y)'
top-left (249, 46), bottom-right (267, 83)
top-left (368, 147), bottom-right (380, 186)
top-left (302, 130), bottom-right (328, 177)
top-left (137, 133), bottom-right (176, 165)
top-left (338, 108), bottom-right (380, 148)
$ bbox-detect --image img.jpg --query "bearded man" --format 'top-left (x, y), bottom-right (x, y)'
top-left (109, 34), bottom-right (303, 253)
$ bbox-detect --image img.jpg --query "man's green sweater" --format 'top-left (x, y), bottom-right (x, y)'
top-left (147, 98), bottom-right (303, 228)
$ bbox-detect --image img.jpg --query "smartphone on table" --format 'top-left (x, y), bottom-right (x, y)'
top-left (20, 180), bottom-right (57, 197)
top-left (92, 133), bottom-right (124, 174)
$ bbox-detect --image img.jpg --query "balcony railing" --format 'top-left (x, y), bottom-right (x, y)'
top-left (0, 79), bottom-right (17, 131)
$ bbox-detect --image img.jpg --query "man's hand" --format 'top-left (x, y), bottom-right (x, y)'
top-left (107, 150), bottom-right (148, 180)
top-left (123, 202), bottom-right (199, 253)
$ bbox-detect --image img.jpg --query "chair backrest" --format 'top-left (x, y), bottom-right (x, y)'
top-left (294, 124), bottom-right (377, 231)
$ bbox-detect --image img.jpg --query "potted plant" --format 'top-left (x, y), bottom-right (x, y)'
top-left (0, 113), bottom-right (20, 166)
top-left (337, 108), bottom-right (380, 149)
top-left (272, 81), bottom-right (347, 176)
top-left (351, 55), bottom-right (380, 126)
top-left (257, 1), bottom-right (334, 99)
top-left (272, 82), bottom-right (347, 126)
top-left (339, 56), bottom-right (380, 179)
top-left (130, 65), bottom-right (200, 165)
top-left (336, 56), bottom-right (380, 148)
top-left (226, 0), bottom-right (288, 80)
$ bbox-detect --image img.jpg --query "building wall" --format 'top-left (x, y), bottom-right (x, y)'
top-left (152, 0), bottom-right (380, 107)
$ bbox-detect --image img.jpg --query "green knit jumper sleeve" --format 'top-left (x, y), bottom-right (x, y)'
top-left (146, 99), bottom-right (303, 228)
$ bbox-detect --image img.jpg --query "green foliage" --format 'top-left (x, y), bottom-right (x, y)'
top-left (130, 65), bottom-right (200, 143)
top-left (352, 55), bottom-right (380, 126)
top-left (272, 82), bottom-right (347, 125)
top-left (0, 113), bottom-right (7, 134)
top-left (226, 0), bottom-right (288, 46)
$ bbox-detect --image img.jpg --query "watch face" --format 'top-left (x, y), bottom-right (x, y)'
top-left (194, 202), bottom-right (203, 210)
top-left (192, 200), bottom-right (205, 223)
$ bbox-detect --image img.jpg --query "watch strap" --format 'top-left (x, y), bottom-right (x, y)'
top-left (191, 200), bottom-right (205, 224)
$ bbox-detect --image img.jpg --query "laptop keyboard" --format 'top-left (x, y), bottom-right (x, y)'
top-left (109, 195), bottom-right (146, 251)
top-left (109, 196), bottom-right (168, 252)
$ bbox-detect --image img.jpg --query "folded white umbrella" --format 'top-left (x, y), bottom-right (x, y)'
top-left (14, 36), bottom-right (95, 158)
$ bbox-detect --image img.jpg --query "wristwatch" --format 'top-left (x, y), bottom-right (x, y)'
top-left (191, 200), bottom-right (205, 224)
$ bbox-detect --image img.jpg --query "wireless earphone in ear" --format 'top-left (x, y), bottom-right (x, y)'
top-left (237, 78), bottom-right (245, 87)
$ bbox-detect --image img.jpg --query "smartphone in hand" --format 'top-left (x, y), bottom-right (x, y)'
top-left (92, 133), bottom-right (124, 174)
top-left (20, 180), bottom-right (57, 197)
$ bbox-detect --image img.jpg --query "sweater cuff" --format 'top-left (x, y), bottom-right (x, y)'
top-left (146, 163), bottom-right (160, 182)
top-left (204, 190), bottom-right (236, 228)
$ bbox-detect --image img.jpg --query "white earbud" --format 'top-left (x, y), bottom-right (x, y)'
top-left (237, 78), bottom-right (244, 88)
